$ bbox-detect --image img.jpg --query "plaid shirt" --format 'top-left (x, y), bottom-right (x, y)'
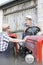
top-left (0, 32), bottom-right (10, 52)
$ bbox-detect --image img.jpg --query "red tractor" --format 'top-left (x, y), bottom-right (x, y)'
top-left (18, 36), bottom-right (43, 64)
top-left (9, 33), bottom-right (43, 64)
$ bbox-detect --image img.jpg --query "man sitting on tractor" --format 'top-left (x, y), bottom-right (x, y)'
top-left (21, 15), bottom-right (40, 57)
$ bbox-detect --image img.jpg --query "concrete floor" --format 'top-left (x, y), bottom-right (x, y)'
top-left (10, 56), bottom-right (41, 65)
top-left (0, 55), bottom-right (40, 65)
top-left (0, 56), bottom-right (29, 65)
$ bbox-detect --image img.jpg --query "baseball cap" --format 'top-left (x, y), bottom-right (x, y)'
top-left (25, 15), bottom-right (32, 20)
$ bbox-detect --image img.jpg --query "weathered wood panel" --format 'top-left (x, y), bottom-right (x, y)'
top-left (3, 1), bottom-right (36, 15)
top-left (3, 8), bottom-right (37, 32)
top-left (3, 1), bottom-right (37, 38)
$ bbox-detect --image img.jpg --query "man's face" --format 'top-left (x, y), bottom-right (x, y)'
top-left (26, 19), bottom-right (31, 26)
top-left (7, 26), bottom-right (10, 33)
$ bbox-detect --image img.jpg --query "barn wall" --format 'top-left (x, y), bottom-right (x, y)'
top-left (3, 0), bottom-right (37, 38)
top-left (37, 0), bottom-right (43, 31)
top-left (0, 10), bottom-right (3, 32)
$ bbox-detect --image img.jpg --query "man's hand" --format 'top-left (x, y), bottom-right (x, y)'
top-left (24, 36), bottom-right (29, 42)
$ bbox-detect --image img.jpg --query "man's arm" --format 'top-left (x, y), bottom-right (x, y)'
top-left (9, 38), bottom-right (25, 43)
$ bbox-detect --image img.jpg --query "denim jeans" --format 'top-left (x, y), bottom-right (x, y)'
top-left (0, 45), bottom-right (10, 58)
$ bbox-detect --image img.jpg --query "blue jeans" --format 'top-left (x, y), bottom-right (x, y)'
top-left (0, 45), bottom-right (10, 58)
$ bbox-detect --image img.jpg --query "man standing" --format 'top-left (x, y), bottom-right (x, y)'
top-left (0, 23), bottom-right (26, 57)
